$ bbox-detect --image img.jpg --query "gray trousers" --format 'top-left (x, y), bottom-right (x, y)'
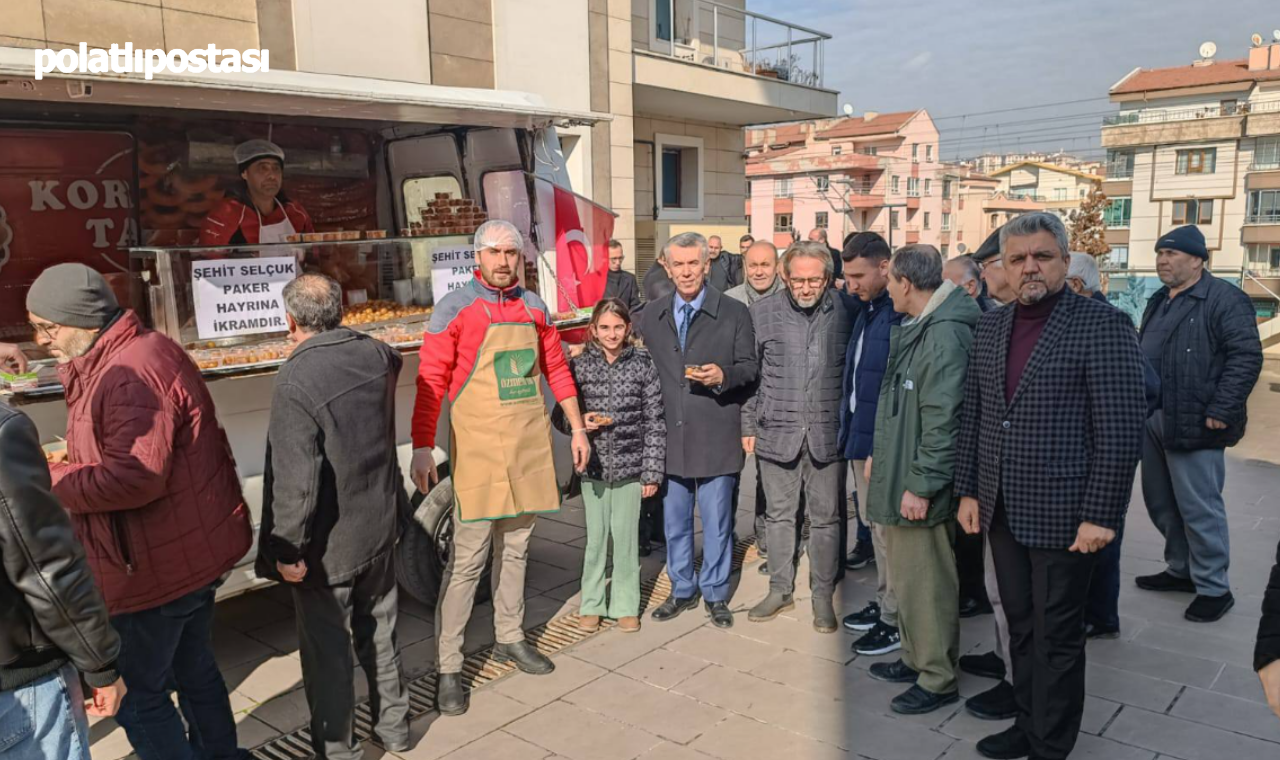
top-left (1141, 410), bottom-right (1230, 596)
top-left (852, 459), bottom-right (898, 627)
top-left (291, 552), bottom-right (410, 760)
top-left (758, 442), bottom-right (842, 598)
top-left (984, 532), bottom-right (1012, 676)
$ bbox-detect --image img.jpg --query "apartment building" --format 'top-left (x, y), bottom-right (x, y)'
top-left (988, 161), bottom-right (1102, 220)
top-left (963, 151), bottom-right (1102, 178)
top-left (938, 165), bottom-right (1046, 258)
top-left (745, 109), bottom-right (944, 252)
top-left (1100, 36), bottom-right (1280, 317)
top-left (0, 0), bottom-right (837, 282)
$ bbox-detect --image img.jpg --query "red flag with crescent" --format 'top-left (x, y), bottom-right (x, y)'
top-left (553, 184), bottom-right (611, 313)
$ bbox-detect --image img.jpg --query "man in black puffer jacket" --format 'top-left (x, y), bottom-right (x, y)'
top-left (743, 241), bottom-right (853, 633)
top-left (1135, 226), bottom-right (1263, 624)
top-left (1, 401), bottom-right (125, 758)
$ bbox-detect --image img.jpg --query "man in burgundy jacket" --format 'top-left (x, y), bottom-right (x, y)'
top-left (28, 264), bottom-right (252, 760)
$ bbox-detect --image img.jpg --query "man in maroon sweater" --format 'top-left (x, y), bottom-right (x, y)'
top-left (956, 212), bottom-right (1145, 760)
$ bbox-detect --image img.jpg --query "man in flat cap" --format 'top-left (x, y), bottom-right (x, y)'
top-left (200, 138), bottom-right (315, 246)
top-left (970, 227), bottom-right (1013, 308)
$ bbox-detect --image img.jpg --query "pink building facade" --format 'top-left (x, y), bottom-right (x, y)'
top-left (746, 110), bottom-right (946, 252)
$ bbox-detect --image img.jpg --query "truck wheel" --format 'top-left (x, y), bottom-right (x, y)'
top-left (395, 477), bottom-right (492, 607)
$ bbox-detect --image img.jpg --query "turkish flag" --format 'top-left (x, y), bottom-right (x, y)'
top-left (552, 184), bottom-right (612, 313)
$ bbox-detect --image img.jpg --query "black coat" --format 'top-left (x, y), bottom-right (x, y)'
top-left (955, 290), bottom-right (1147, 549)
top-left (552, 344), bottom-right (665, 484)
top-left (743, 289), bottom-right (853, 464)
top-left (708, 253), bottom-right (744, 292)
top-left (1139, 271), bottom-right (1262, 451)
top-left (0, 402), bottom-right (119, 691)
top-left (257, 328), bottom-right (407, 587)
top-left (605, 270), bottom-right (641, 312)
top-left (1257, 536), bottom-right (1280, 672)
top-left (637, 286), bottom-right (758, 478)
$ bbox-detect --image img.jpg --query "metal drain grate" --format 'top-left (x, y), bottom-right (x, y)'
top-left (250, 536), bottom-right (765, 758)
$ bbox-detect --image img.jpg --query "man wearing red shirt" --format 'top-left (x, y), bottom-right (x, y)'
top-left (411, 220), bottom-right (589, 717)
top-left (199, 139), bottom-right (314, 246)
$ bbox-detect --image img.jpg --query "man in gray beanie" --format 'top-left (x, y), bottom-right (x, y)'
top-left (25, 263), bottom-right (121, 361)
top-left (28, 263), bottom-right (252, 760)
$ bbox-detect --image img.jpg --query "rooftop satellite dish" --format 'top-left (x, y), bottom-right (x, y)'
top-left (1252, 33), bottom-right (1265, 47)
top-left (1273, 29), bottom-right (1280, 42)
top-left (956, 243), bottom-right (968, 254)
top-left (842, 103), bottom-right (854, 116)
top-left (1200, 41), bottom-right (1217, 59)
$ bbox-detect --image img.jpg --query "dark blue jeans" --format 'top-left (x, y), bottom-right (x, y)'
top-left (112, 583), bottom-right (242, 760)
top-left (1085, 526), bottom-right (1125, 632)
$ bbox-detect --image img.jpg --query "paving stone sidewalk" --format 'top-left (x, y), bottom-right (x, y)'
top-left (90, 370), bottom-right (1280, 760)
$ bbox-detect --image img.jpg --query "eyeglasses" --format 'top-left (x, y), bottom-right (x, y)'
top-left (29, 321), bottom-right (59, 340)
top-left (789, 277), bottom-right (828, 288)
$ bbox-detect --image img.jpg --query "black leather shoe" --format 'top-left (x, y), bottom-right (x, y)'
top-left (959, 651), bottom-right (1006, 680)
top-left (868, 658), bottom-right (919, 684)
top-left (959, 596), bottom-right (994, 618)
top-left (706, 601), bottom-right (734, 628)
top-left (965, 680), bottom-right (1017, 720)
top-left (891, 684), bottom-right (960, 715)
top-left (977, 725), bottom-right (1031, 759)
top-left (1084, 622), bottom-right (1121, 640)
top-left (1135, 571), bottom-right (1196, 593)
top-left (651, 593), bottom-right (701, 622)
top-left (435, 672), bottom-right (468, 716)
top-left (492, 640), bottom-right (555, 675)
top-left (1185, 592), bottom-right (1234, 622)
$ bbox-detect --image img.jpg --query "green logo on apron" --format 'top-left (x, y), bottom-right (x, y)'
top-left (494, 348), bottom-right (538, 401)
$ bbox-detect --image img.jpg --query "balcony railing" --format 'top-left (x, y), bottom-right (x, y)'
top-left (1251, 160), bottom-right (1280, 172)
top-left (1246, 212), bottom-right (1280, 225)
top-left (1106, 164), bottom-right (1134, 179)
top-left (647, 0), bottom-right (831, 87)
top-left (1103, 99), bottom-right (1280, 127)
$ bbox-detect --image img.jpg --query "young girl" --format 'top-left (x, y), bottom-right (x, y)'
top-left (554, 298), bottom-right (665, 633)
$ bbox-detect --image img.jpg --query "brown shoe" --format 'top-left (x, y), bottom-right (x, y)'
top-left (578, 614), bottom-right (601, 632)
top-left (617, 616), bottom-right (641, 633)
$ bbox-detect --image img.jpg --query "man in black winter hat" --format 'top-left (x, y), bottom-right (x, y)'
top-left (1135, 225), bottom-right (1262, 623)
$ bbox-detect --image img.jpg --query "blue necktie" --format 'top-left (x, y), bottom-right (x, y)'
top-left (678, 303), bottom-right (694, 351)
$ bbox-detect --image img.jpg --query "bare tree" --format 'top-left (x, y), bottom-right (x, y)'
top-left (1068, 185), bottom-right (1112, 259)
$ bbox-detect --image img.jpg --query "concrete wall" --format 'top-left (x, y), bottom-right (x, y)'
top-left (292, 0), bottom-right (432, 83)
top-left (427, 0), bottom-right (494, 88)
top-left (2, 0), bottom-right (259, 51)
top-left (493, 0), bottom-right (590, 111)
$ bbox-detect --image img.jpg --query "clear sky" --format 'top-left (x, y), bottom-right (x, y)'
top-left (749, 0), bottom-right (1278, 160)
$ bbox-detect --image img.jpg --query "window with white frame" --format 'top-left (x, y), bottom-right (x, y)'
top-left (924, 179), bottom-right (932, 196)
top-left (816, 176), bottom-right (830, 192)
top-left (942, 212), bottom-right (951, 231)
top-left (926, 144), bottom-right (933, 162)
top-left (1255, 137), bottom-right (1280, 171)
top-left (815, 211), bottom-right (828, 228)
top-left (1104, 197), bottom-right (1131, 228)
top-left (911, 143), bottom-right (919, 162)
top-left (891, 210), bottom-right (900, 228)
top-left (832, 145), bottom-right (843, 156)
top-left (1055, 188), bottom-right (1067, 201)
top-left (1107, 246), bottom-right (1129, 268)
top-left (776, 178), bottom-right (792, 197)
top-left (774, 213), bottom-right (792, 232)
top-left (1106, 149), bottom-right (1135, 179)
top-left (655, 133), bottom-right (704, 221)
top-left (1248, 189), bottom-right (1280, 224)
top-left (891, 175), bottom-right (900, 193)
top-left (942, 179), bottom-right (952, 199)
top-left (1247, 243), bottom-right (1280, 274)
top-left (907, 177), bottom-right (920, 197)
top-left (923, 212), bottom-right (931, 230)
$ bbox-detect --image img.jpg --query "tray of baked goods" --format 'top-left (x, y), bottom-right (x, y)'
top-left (551, 307), bottom-right (593, 328)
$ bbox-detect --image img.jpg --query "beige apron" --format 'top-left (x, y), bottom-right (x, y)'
top-left (450, 302), bottom-right (561, 522)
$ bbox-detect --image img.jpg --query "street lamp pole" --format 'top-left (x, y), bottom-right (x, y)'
top-left (882, 203), bottom-right (908, 250)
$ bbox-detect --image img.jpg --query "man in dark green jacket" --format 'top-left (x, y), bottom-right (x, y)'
top-left (865, 245), bottom-right (980, 716)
